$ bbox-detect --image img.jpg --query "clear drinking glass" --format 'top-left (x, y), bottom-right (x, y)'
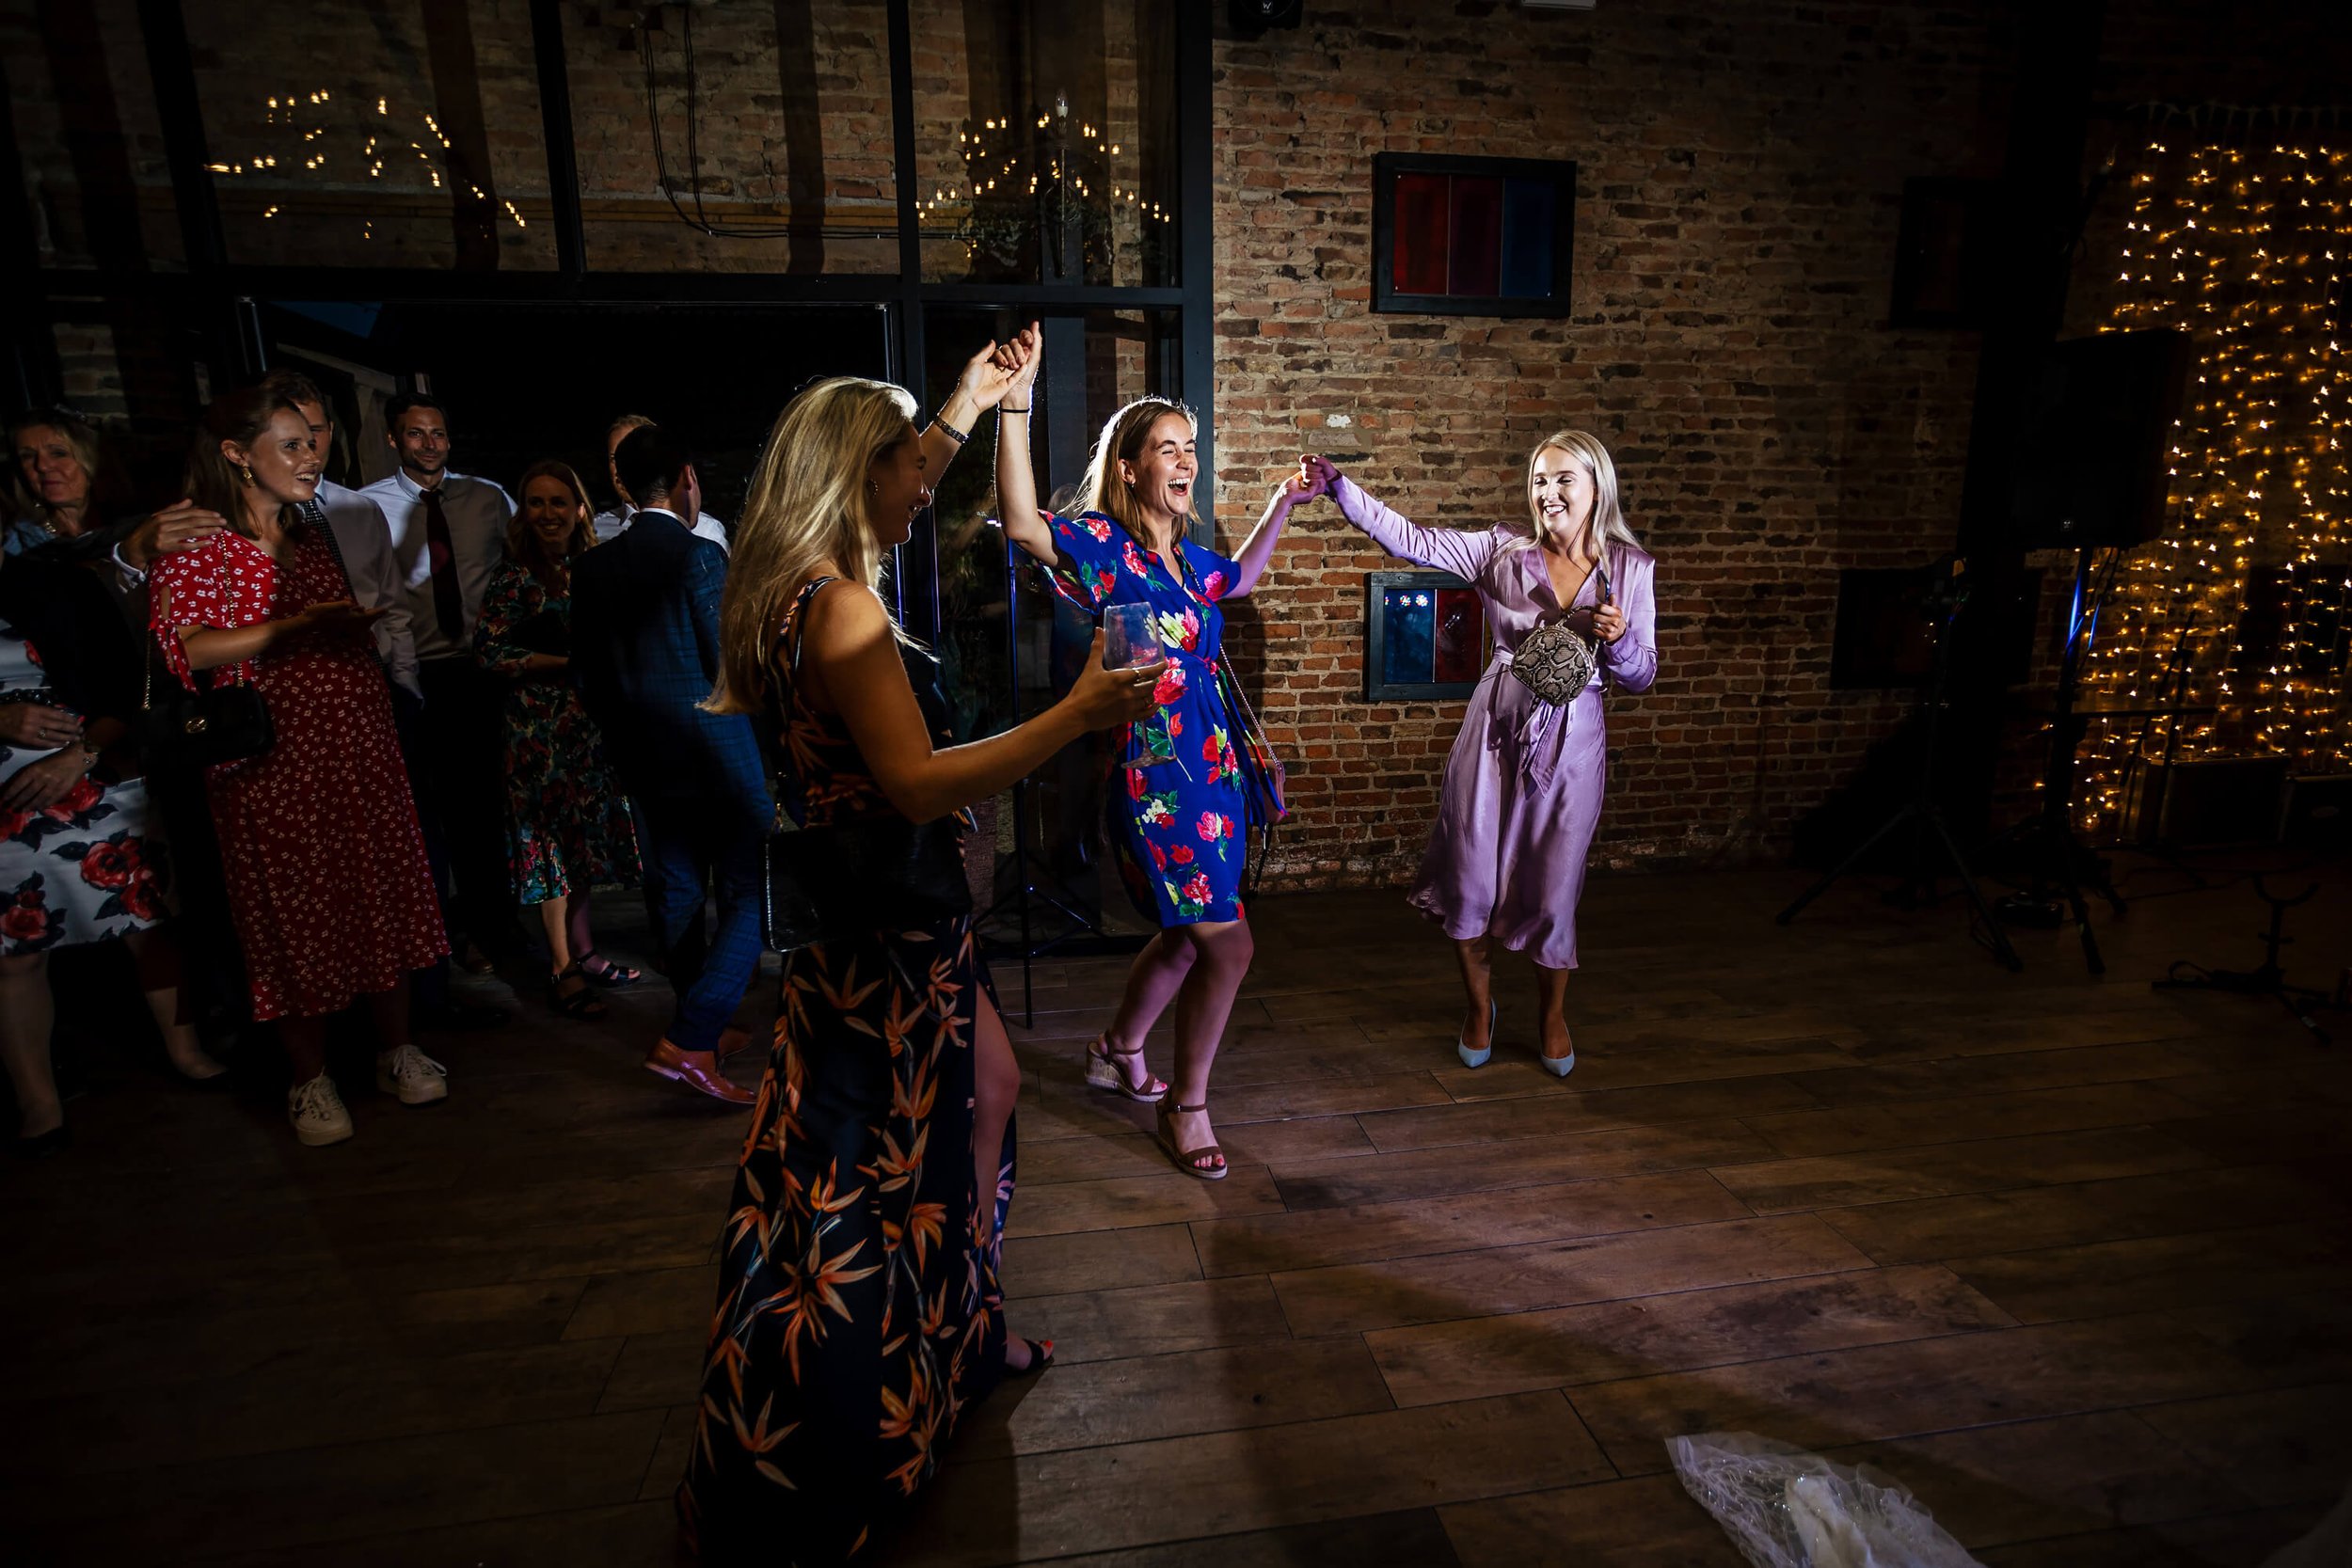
top-left (1103, 603), bottom-right (1174, 764)
top-left (1104, 602), bottom-right (1161, 670)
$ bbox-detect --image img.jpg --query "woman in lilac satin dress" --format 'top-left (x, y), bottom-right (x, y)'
top-left (1307, 433), bottom-right (1657, 1075)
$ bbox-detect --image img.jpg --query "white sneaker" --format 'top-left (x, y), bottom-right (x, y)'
top-left (289, 1074), bottom-right (354, 1146)
top-left (375, 1044), bottom-right (449, 1105)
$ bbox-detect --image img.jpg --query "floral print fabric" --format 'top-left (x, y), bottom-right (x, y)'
top-left (0, 620), bottom-right (169, 956)
top-left (151, 529), bottom-right (446, 1021)
top-left (1042, 512), bottom-right (1251, 925)
top-left (677, 578), bottom-right (1010, 1565)
top-left (472, 560), bottom-right (640, 905)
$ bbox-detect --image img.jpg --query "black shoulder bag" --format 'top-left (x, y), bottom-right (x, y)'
top-left (140, 541), bottom-right (275, 769)
top-left (760, 578), bottom-right (973, 952)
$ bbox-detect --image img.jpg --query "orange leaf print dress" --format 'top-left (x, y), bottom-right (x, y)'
top-left (677, 578), bottom-right (1010, 1565)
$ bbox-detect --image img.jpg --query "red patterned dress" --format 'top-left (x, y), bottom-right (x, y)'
top-left (151, 526), bottom-right (446, 1021)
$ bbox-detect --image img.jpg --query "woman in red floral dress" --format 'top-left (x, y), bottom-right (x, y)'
top-left (151, 389), bottom-right (449, 1148)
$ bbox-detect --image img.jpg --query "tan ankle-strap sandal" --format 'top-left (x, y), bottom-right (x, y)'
top-left (1086, 1036), bottom-right (1168, 1103)
top-left (1155, 1099), bottom-right (1228, 1181)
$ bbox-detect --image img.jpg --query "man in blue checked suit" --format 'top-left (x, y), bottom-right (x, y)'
top-left (570, 426), bottom-right (764, 1105)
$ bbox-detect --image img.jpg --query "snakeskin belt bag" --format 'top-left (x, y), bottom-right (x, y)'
top-left (1508, 617), bottom-right (1597, 705)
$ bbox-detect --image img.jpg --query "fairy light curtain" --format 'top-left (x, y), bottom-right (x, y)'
top-left (2076, 120), bottom-right (2351, 833)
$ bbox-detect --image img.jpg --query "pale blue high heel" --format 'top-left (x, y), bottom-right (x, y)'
top-left (1540, 1041), bottom-right (1577, 1078)
top-left (1457, 1000), bottom-right (1498, 1069)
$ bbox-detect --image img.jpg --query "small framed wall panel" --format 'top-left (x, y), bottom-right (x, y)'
top-left (1372, 152), bottom-right (1576, 318)
top-left (1366, 571), bottom-right (1489, 701)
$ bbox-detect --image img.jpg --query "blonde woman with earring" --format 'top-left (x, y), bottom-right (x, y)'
top-left (676, 366), bottom-right (1153, 1561)
top-left (1305, 435), bottom-right (1657, 1075)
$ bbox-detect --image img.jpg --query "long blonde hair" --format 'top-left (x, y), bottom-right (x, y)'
top-left (1080, 395), bottom-right (1199, 549)
top-left (1510, 429), bottom-right (1640, 563)
top-left (707, 376), bottom-right (918, 717)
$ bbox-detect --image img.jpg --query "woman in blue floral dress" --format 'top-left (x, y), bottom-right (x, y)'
top-left (472, 461), bottom-right (641, 1022)
top-left (993, 325), bottom-right (1308, 1180)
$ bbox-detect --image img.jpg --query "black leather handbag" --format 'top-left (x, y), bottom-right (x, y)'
top-left (140, 544), bottom-right (275, 769)
top-left (762, 814), bottom-right (972, 952)
top-left (139, 677), bottom-right (274, 769)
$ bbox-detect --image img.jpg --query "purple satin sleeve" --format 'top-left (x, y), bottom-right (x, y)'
top-left (1330, 475), bottom-right (1499, 582)
top-left (1598, 549), bottom-right (1659, 694)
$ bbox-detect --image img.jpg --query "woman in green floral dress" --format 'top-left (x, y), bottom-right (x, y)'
top-left (473, 460), bottom-right (641, 1020)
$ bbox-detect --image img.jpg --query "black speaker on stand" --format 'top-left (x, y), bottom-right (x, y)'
top-left (1993, 328), bottom-right (2192, 973)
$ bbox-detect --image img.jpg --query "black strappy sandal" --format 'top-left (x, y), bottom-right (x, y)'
top-left (546, 964), bottom-right (609, 1022)
top-left (575, 950), bottom-right (642, 987)
top-left (1005, 1337), bottom-right (1056, 1375)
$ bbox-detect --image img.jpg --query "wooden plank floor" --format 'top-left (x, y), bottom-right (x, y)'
top-left (3, 863), bottom-right (2348, 1566)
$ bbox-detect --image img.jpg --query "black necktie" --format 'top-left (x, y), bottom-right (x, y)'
top-left (421, 488), bottom-right (463, 641)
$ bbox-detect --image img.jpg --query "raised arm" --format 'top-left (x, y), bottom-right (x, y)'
top-left (1307, 457), bottom-right (1499, 583)
top-left (921, 333), bottom-right (1027, 488)
top-left (1221, 464), bottom-right (1320, 600)
top-left (801, 579), bottom-right (1152, 823)
top-left (989, 325), bottom-right (1057, 565)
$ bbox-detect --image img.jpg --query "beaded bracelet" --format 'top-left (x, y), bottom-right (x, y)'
top-left (930, 411), bottom-right (971, 446)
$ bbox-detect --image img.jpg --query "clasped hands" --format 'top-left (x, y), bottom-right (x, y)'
top-left (1276, 452), bottom-right (1627, 644)
top-left (0, 702), bottom-right (95, 813)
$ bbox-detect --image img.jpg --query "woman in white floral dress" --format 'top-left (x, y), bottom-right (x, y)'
top-left (0, 546), bottom-right (221, 1155)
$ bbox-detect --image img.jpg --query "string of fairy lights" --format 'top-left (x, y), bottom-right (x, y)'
top-left (204, 85), bottom-right (528, 238)
top-left (923, 93), bottom-right (1170, 276)
top-left (2074, 135), bottom-right (2350, 835)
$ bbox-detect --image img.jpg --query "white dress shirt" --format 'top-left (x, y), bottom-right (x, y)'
top-left (357, 467), bottom-right (515, 661)
top-left (310, 478), bottom-right (422, 697)
top-left (592, 504), bottom-right (729, 553)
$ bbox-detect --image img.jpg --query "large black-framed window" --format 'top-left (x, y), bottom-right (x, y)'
top-left (14, 0), bottom-right (1216, 648)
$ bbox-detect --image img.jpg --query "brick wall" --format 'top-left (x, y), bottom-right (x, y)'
top-left (1211, 0), bottom-right (2003, 886)
top-left (1208, 0), bottom-right (2352, 890)
top-left (17, 0), bottom-right (2344, 885)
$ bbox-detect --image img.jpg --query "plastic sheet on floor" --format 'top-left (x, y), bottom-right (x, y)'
top-left (1668, 1432), bottom-right (1985, 1568)
top-left (2262, 1476), bottom-right (2352, 1568)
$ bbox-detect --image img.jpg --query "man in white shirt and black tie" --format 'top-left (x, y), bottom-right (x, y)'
top-left (589, 413), bottom-right (730, 551)
top-left (359, 394), bottom-right (517, 972)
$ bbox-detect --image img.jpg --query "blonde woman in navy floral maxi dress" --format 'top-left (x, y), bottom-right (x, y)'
top-left (677, 362), bottom-right (1154, 1564)
top-left (992, 325), bottom-right (1306, 1180)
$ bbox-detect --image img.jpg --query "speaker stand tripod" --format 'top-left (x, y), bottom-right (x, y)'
top-left (975, 546), bottom-right (1145, 1026)
top-left (1777, 589), bottom-right (2024, 972)
top-left (2154, 877), bottom-right (2335, 1048)
top-left (1994, 549), bottom-right (2125, 974)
